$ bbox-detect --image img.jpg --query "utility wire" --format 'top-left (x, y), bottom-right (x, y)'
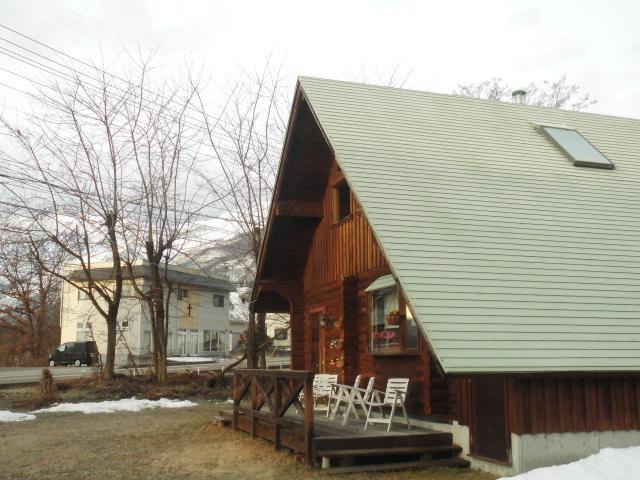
top-left (0, 23), bottom-right (284, 152)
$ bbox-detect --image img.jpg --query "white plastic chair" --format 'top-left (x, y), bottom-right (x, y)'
top-left (364, 378), bottom-right (411, 432)
top-left (308, 374), bottom-right (338, 413)
top-left (327, 375), bottom-right (361, 418)
top-left (336, 376), bottom-right (376, 425)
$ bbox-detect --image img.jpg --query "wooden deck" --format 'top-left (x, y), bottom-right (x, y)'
top-left (222, 368), bottom-right (468, 472)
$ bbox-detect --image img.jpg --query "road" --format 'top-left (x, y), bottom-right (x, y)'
top-left (0, 357), bottom-right (291, 386)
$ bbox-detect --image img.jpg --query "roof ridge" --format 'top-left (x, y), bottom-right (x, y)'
top-left (298, 75), bottom-right (640, 124)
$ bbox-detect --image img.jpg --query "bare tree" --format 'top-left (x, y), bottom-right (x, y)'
top-left (0, 58), bottom-right (151, 378)
top-left (120, 65), bottom-right (210, 383)
top-left (196, 62), bottom-right (289, 368)
top-left (455, 74), bottom-right (596, 110)
top-left (0, 226), bottom-right (65, 365)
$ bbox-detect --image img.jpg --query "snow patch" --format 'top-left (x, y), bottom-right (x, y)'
top-left (167, 356), bottom-right (216, 363)
top-left (33, 397), bottom-right (197, 414)
top-left (500, 446), bottom-right (640, 480)
top-left (0, 410), bottom-right (36, 422)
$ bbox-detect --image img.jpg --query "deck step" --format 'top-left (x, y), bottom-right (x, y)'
top-left (314, 431), bottom-right (452, 451)
top-left (316, 444), bottom-right (462, 458)
top-left (323, 457), bottom-right (470, 474)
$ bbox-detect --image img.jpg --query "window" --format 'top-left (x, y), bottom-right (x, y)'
top-left (119, 320), bottom-right (129, 329)
top-left (333, 180), bottom-right (351, 222)
top-left (274, 328), bottom-right (288, 340)
top-left (202, 330), bottom-right (224, 352)
top-left (213, 294), bottom-right (224, 307)
top-left (78, 289), bottom-right (89, 300)
top-left (541, 125), bottom-right (614, 169)
top-left (202, 330), bottom-right (211, 351)
top-left (177, 288), bottom-right (189, 300)
top-left (369, 284), bottom-right (419, 354)
top-left (143, 330), bottom-right (152, 352)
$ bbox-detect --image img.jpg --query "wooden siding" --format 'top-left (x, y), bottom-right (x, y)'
top-left (451, 375), bottom-right (640, 434)
top-left (300, 160), bottom-right (437, 415)
top-left (509, 376), bottom-right (640, 434)
top-left (303, 163), bottom-right (387, 289)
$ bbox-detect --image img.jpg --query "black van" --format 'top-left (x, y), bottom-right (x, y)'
top-left (48, 341), bottom-right (99, 367)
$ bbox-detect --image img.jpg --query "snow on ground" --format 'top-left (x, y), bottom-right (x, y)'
top-left (0, 411), bottom-right (36, 422)
top-left (32, 397), bottom-right (197, 415)
top-left (167, 356), bottom-right (216, 363)
top-left (500, 446), bottom-right (640, 480)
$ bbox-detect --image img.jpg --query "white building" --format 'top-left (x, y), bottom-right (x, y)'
top-left (59, 261), bottom-right (234, 366)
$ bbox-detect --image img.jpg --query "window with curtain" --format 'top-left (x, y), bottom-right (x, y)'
top-left (369, 285), bottom-right (420, 354)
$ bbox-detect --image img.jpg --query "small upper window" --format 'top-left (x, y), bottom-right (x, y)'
top-left (177, 288), bottom-right (189, 300)
top-left (274, 328), bottom-right (288, 340)
top-left (213, 294), bottom-right (224, 307)
top-left (333, 180), bottom-right (351, 222)
top-left (541, 126), bottom-right (614, 169)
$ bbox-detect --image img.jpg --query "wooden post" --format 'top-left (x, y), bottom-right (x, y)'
top-left (232, 372), bottom-right (240, 429)
top-left (273, 376), bottom-right (281, 451)
top-left (250, 373), bottom-right (257, 438)
top-left (303, 374), bottom-right (314, 466)
top-left (247, 313), bottom-right (257, 369)
top-left (257, 312), bottom-right (267, 369)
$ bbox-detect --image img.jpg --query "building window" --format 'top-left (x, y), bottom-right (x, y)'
top-left (333, 179), bottom-right (351, 222)
top-left (177, 288), bottom-right (189, 300)
top-left (213, 294), bottom-right (224, 307)
top-left (78, 289), bottom-right (89, 300)
top-left (369, 286), bottom-right (419, 354)
top-left (143, 330), bottom-right (152, 352)
top-left (202, 330), bottom-right (224, 352)
top-left (119, 320), bottom-right (129, 329)
top-left (274, 328), bottom-right (288, 340)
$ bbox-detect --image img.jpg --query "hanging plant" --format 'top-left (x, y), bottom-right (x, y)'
top-left (385, 309), bottom-right (404, 326)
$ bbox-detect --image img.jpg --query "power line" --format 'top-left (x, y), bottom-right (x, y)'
top-left (0, 23), bottom-right (284, 153)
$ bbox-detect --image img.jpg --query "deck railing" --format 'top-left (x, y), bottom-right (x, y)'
top-left (232, 368), bottom-right (315, 465)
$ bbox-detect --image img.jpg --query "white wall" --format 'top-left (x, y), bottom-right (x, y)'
top-left (420, 419), bottom-right (640, 476)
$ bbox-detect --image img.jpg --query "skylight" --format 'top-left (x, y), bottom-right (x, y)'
top-left (541, 126), bottom-right (615, 170)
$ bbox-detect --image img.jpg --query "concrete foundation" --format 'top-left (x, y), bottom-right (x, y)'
top-left (416, 418), bottom-right (640, 477)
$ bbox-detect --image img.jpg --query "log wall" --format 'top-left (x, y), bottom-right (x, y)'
top-left (451, 375), bottom-right (640, 435)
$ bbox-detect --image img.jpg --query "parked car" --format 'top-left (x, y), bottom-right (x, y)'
top-left (48, 341), bottom-right (99, 367)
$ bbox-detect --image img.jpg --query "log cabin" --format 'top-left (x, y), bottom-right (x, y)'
top-left (251, 77), bottom-right (640, 476)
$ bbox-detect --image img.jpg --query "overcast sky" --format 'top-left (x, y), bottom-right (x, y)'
top-left (1, 0), bottom-right (639, 117)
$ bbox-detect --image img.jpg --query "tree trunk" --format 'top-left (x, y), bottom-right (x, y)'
top-left (104, 316), bottom-right (117, 379)
top-left (146, 256), bottom-right (168, 384)
top-left (156, 334), bottom-right (167, 383)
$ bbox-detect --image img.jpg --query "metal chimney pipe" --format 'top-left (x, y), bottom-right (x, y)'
top-left (512, 89), bottom-right (526, 104)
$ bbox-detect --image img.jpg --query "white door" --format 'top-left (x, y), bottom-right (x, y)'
top-left (189, 331), bottom-right (199, 355)
top-left (177, 330), bottom-right (187, 356)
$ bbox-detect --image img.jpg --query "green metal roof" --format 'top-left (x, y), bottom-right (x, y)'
top-left (298, 76), bottom-right (640, 374)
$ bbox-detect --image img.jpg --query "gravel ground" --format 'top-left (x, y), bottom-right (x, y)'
top-left (0, 401), bottom-right (496, 480)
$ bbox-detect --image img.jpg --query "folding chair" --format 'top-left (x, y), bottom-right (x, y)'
top-left (300, 374), bottom-right (338, 413)
top-left (328, 375), bottom-right (361, 418)
top-left (364, 378), bottom-right (411, 432)
top-left (336, 376), bottom-right (376, 426)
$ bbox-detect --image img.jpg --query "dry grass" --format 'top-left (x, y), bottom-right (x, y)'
top-left (0, 371), bottom-right (232, 411)
top-left (0, 400), bottom-right (497, 480)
